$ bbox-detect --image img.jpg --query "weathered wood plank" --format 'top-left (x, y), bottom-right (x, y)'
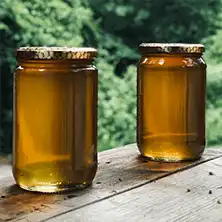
top-left (48, 156), bottom-right (222, 222)
top-left (0, 165), bottom-right (11, 180)
top-left (0, 145), bottom-right (221, 222)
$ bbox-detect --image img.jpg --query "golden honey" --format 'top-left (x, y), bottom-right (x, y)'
top-left (13, 47), bottom-right (98, 192)
top-left (137, 43), bottom-right (206, 162)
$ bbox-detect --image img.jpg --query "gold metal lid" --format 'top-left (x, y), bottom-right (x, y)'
top-left (139, 43), bottom-right (204, 54)
top-left (17, 47), bottom-right (97, 60)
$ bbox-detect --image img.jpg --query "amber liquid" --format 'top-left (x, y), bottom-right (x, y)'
top-left (137, 55), bottom-right (206, 162)
top-left (13, 60), bottom-right (97, 192)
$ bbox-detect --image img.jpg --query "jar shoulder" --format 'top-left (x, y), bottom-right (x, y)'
top-left (138, 56), bottom-right (206, 68)
top-left (14, 63), bottom-right (97, 73)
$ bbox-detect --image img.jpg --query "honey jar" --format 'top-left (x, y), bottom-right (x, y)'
top-left (13, 47), bottom-right (98, 192)
top-left (137, 43), bottom-right (206, 162)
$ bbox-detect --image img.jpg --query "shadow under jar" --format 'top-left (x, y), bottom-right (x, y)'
top-left (137, 43), bottom-right (206, 162)
top-left (13, 47), bottom-right (98, 193)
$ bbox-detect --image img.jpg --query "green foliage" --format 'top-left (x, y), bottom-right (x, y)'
top-left (93, 0), bottom-right (222, 150)
top-left (206, 108), bottom-right (222, 146)
top-left (0, 0), bottom-right (96, 62)
top-left (205, 63), bottom-right (222, 146)
top-left (203, 2), bottom-right (222, 146)
top-left (204, 10), bottom-right (222, 64)
top-left (1, 0), bottom-right (222, 153)
top-left (206, 64), bottom-right (222, 108)
top-left (97, 61), bottom-right (136, 150)
top-left (90, 0), bottom-right (220, 46)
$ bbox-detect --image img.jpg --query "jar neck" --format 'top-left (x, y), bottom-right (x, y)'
top-left (17, 59), bottom-right (94, 68)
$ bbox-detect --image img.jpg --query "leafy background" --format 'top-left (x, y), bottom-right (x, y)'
top-left (0, 0), bottom-right (222, 153)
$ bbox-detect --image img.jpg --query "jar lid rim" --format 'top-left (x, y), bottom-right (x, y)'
top-left (17, 47), bottom-right (97, 60)
top-left (139, 43), bottom-right (205, 54)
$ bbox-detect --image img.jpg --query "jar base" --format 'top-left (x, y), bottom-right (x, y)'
top-left (18, 182), bottom-right (91, 193)
top-left (138, 140), bottom-right (205, 163)
top-left (13, 160), bottom-right (97, 193)
top-left (141, 154), bottom-right (202, 163)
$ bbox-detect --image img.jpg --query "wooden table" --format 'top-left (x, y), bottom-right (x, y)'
top-left (1, 144), bottom-right (222, 222)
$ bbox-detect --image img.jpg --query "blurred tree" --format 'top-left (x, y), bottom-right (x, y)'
top-left (205, 64), bottom-right (222, 146)
top-left (203, 0), bottom-right (222, 146)
top-left (93, 0), bottom-right (222, 149)
top-left (90, 0), bottom-right (221, 76)
top-left (97, 60), bottom-right (136, 150)
top-left (204, 11), bottom-right (222, 64)
top-left (91, 0), bottom-right (220, 45)
top-left (0, 0), bottom-right (222, 153)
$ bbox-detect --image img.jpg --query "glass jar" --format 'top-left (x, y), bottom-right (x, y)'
top-left (13, 47), bottom-right (98, 192)
top-left (137, 43), bottom-right (206, 162)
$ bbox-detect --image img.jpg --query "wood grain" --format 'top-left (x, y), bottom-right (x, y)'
top-left (48, 156), bottom-right (222, 222)
top-left (0, 145), bottom-right (221, 222)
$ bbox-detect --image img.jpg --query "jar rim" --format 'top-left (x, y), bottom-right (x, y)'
top-left (16, 47), bottom-right (97, 60)
top-left (139, 43), bottom-right (204, 54)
